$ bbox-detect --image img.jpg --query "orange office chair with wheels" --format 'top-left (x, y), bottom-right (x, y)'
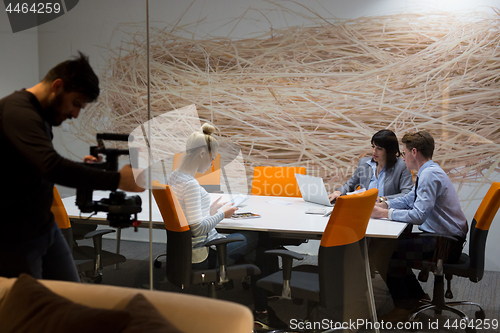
top-left (51, 186), bottom-right (126, 283)
top-left (256, 188), bottom-right (379, 332)
top-left (154, 153), bottom-right (222, 267)
top-left (406, 182), bottom-right (500, 327)
top-left (251, 166), bottom-right (306, 197)
top-left (250, 166), bottom-right (308, 251)
top-left (152, 180), bottom-right (260, 298)
top-left (51, 187), bottom-right (73, 252)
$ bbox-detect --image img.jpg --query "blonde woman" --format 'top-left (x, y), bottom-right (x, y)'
top-left (168, 123), bottom-right (286, 330)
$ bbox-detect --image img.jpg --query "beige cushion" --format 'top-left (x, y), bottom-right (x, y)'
top-left (119, 293), bottom-right (183, 333)
top-left (0, 274), bottom-right (130, 333)
top-left (0, 276), bottom-right (253, 333)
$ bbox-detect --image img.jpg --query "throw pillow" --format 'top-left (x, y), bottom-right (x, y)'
top-left (120, 293), bottom-right (184, 333)
top-left (0, 274), bottom-right (130, 333)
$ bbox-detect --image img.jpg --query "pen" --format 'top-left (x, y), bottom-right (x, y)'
top-left (323, 210), bottom-right (332, 217)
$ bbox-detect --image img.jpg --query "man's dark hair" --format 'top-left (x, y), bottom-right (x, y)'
top-left (42, 51), bottom-right (99, 102)
top-left (371, 129), bottom-right (401, 169)
top-left (402, 131), bottom-right (435, 159)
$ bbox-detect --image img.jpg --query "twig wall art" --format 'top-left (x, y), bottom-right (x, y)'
top-left (72, 7), bottom-right (500, 197)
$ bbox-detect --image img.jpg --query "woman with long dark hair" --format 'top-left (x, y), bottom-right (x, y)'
top-left (329, 129), bottom-right (413, 203)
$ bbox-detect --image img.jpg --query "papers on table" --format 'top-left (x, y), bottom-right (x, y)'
top-left (305, 208), bottom-right (327, 214)
top-left (346, 188), bottom-right (366, 195)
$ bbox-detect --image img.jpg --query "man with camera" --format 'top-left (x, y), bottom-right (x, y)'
top-left (0, 52), bottom-right (144, 281)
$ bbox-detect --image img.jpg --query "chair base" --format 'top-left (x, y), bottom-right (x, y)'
top-left (80, 270), bottom-right (103, 284)
top-left (154, 253), bottom-right (166, 268)
top-left (409, 300), bottom-right (485, 333)
top-left (73, 246), bottom-right (126, 283)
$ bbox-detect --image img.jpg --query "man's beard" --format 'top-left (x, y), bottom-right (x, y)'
top-left (45, 93), bottom-right (64, 126)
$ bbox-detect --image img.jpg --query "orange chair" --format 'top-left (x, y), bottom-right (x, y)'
top-left (250, 166), bottom-right (308, 249)
top-left (51, 187), bottom-right (73, 250)
top-left (51, 186), bottom-right (125, 283)
top-left (151, 180), bottom-right (260, 297)
top-left (152, 153), bottom-right (222, 267)
top-left (173, 152), bottom-right (221, 193)
top-left (407, 182), bottom-right (500, 323)
top-left (256, 188), bottom-right (379, 330)
top-left (250, 166), bottom-right (306, 197)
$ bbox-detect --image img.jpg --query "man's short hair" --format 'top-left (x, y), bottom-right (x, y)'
top-left (402, 131), bottom-right (434, 159)
top-left (42, 51), bottom-right (99, 102)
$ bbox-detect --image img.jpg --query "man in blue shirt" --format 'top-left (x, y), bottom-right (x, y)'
top-left (371, 131), bottom-right (468, 322)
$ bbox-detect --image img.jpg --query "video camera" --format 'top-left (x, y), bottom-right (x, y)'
top-left (76, 133), bottom-right (142, 230)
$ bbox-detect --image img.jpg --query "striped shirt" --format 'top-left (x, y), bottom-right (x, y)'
top-left (168, 170), bottom-right (224, 263)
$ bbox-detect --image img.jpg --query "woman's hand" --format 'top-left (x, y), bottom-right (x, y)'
top-left (210, 196), bottom-right (226, 216)
top-left (328, 191), bottom-right (341, 203)
top-left (210, 197), bottom-right (238, 218)
top-left (221, 203), bottom-right (238, 219)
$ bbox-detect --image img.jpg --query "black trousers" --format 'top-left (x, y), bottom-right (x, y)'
top-left (370, 231), bottom-right (464, 309)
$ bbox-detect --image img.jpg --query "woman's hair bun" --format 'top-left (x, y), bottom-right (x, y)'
top-left (201, 123), bottom-right (216, 136)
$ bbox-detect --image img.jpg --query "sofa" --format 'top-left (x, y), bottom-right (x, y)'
top-left (0, 275), bottom-right (253, 333)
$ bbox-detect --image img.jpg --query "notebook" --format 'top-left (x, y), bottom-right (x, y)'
top-left (294, 174), bottom-right (333, 207)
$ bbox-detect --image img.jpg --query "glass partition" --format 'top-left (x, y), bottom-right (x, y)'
top-left (3, 0), bottom-right (499, 300)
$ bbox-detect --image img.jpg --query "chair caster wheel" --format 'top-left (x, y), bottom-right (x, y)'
top-left (154, 260), bottom-right (162, 268)
top-left (242, 281), bottom-right (251, 290)
top-left (81, 271), bottom-right (102, 284)
top-left (475, 310), bottom-right (485, 320)
top-left (242, 276), bottom-right (251, 290)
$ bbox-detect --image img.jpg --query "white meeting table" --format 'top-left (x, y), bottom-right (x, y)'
top-left (63, 190), bottom-right (408, 332)
top-left (62, 190), bottom-right (408, 240)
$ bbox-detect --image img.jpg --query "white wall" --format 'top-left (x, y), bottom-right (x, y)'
top-left (36, 0), bottom-right (160, 242)
top-left (0, 9), bottom-right (39, 97)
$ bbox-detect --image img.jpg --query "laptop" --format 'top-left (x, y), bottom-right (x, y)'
top-left (294, 174), bottom-right (333, 207)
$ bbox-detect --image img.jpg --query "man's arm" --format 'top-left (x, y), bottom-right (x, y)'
top-left (387, 185), bottom-right (415, 210)
top-left (3, 101), bottom-right (121, 190)
top-left (391, 174), bottom-right (437, 224)
top-left (371, 202), bottom-right (389, 219)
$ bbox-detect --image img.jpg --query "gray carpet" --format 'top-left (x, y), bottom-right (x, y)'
top-left (83, 239), bottom-right (500, 332)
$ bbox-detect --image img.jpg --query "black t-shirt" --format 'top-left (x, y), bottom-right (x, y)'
top-left (0, 90), bottom-right (120, 241)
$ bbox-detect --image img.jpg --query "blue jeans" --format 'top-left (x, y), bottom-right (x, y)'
top-left (192, 231), bottom-right (260, 269)
top-left (193, 231), bottom-right (274, 311)
top-left (0, 222), bottom-right (80, 282)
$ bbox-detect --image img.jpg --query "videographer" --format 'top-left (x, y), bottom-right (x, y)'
top-left (0, 52), bottom-right (144, 282)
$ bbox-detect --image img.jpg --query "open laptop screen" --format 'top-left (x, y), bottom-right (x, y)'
top-left (294, 174), bottom-right (333, 207)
